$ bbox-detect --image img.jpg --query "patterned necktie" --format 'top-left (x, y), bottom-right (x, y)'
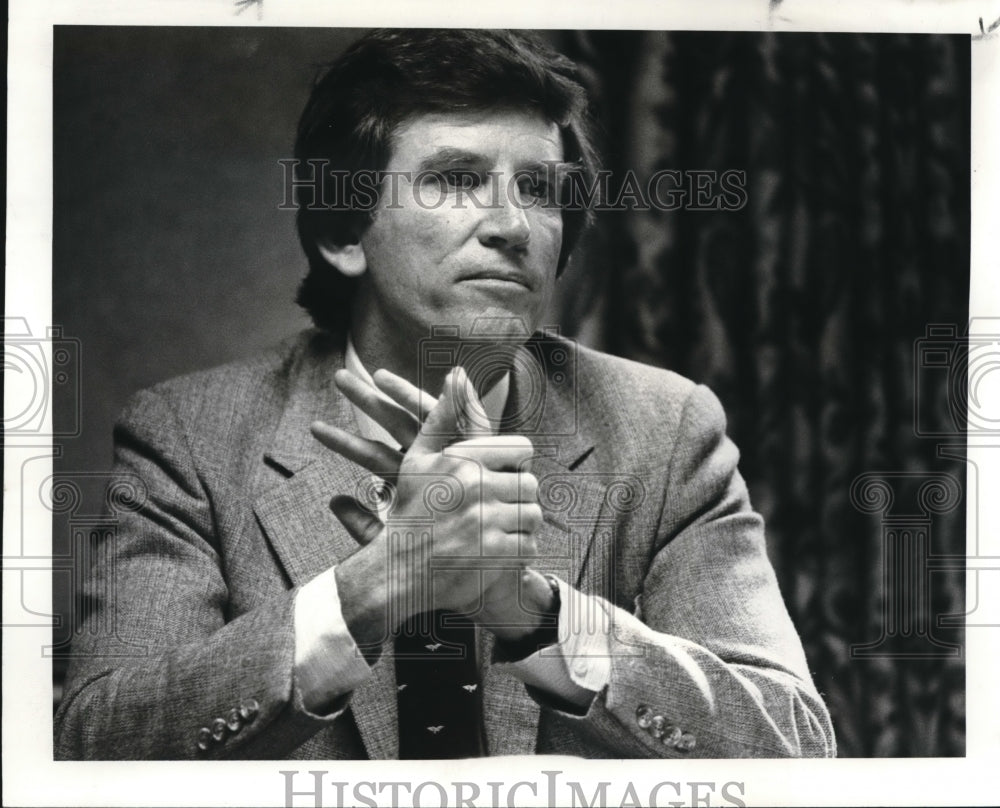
top-left (394, 609), bottom-right (487, 759)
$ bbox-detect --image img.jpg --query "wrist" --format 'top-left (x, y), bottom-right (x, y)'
top-left (333, 542), bottom-right (392, 658)
top-left (492, 571), bottom-right (560, 657)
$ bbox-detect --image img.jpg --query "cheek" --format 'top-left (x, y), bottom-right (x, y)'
top-left (363, 214), bottom-right (428, 278)
top-left (366, 214), bottom-right (464, 303)
top-left (395, 205), bottom-right (468, 258)
top-left (532, 212), bottom-right (564, 260)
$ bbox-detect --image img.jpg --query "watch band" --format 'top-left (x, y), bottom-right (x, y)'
top-left (541, 573), bottom-right (561, 614)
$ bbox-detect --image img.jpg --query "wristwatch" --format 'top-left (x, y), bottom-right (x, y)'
top-left (501, 573), bottom-right (560, 660)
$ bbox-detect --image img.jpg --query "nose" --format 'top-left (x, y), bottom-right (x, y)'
top-left (477, 179), bottom-right (531, 251)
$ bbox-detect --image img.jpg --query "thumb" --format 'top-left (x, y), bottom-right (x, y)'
top-left (329, 495), bottom-right (383, 546)
top-left (450, 366), bottom-right (494, 439)
top-left (409, 366), bottom-right (496, 455)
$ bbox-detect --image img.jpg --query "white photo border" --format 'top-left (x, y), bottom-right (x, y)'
top-left (5, 1), bottom-right (999, 806)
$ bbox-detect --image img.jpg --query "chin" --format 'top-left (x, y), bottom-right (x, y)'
top-left (449, 306), bottom-right (540, 342)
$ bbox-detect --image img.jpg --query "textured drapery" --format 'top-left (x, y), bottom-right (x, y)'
top-left (553, 31), bottom-right (969, 757)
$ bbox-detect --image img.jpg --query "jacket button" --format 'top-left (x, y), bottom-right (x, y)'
top-left (675, 732), bottom-right (696, 752)
top-left (635, 705), bottom-right (653, 729)
top-left (240, 699), bottom-right (260, 722)
top-left (211, 717), bottom-right (227, 742)
top-left (662, 725), bottom-right (682, 747)
top-left (226, 708), bottom-right (243, 733)
top-left (649, 715), bottom-right (667, 738)
top-left (196, 727), bottom-right (212, 752)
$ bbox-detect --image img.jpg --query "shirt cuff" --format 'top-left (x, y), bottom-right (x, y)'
top-left (293, 566), bottom-right (374, 715)
top-left (500, 579), bottom-right (612, 708)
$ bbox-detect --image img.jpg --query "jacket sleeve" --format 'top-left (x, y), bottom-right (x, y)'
top-left (529, 384), bottom-right (836, 758)
top-left (54, 388), bottom-right (353, 760)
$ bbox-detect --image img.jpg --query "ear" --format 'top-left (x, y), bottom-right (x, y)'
top-left (317, 237), bottom-right (368, 278)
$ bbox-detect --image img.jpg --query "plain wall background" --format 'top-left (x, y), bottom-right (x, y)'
top-left (55, 28), bottom-right (359, 477)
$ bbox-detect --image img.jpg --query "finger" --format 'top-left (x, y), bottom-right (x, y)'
top-left (478, 502), bottom-right (544, 536)
top-left (432, 553), bottom-right (530, 572)
top-left (490, 471), bottom-right (538, 504)
top-left (329, 495), bottom-right (384, 546)
top-left (444, 435), bottom-right (535, 472)
top-left (334, 369), bottom-right (421, 448)
top-left (311, 420), bottom-right (403, 480)
top-left (453, 468), bottom-right (538, 504)
top-left (408, 369), bottom-right (463, 456)
top-left (372, 369), bottom-right (438, 422)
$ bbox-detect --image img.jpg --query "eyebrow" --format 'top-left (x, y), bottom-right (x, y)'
top-left (416, 148), bottom-right (488, 174)
top-left (415, 147), bottom-right (576, 177)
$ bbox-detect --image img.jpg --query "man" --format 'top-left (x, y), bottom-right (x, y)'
top-left (55, 29), bottom-right (835, 759)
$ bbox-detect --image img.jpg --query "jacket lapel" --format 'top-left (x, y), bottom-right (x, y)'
top-left (251, 335), bottom-right (399, 759)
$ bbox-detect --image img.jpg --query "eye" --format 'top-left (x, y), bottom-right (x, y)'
top-left (519, 177), bottom-right (547, 198)
top-left (516, 173), bottom-right (555, 203)
top-left (443, 169), bottom-right (482, 190)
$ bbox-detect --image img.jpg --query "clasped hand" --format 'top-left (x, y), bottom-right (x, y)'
top-left (311, 366), bottom-right (546, 639)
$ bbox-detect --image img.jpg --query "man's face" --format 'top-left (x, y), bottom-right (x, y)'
top-left (349, 109), bottom-right (565, 363)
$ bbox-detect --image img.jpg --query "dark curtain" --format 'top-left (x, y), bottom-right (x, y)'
top-left (553, 31), bottom-right (969, 757)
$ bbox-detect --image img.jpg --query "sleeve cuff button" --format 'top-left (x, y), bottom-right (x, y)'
top-left (196, 727), bottom-right (212, 752)
top-left (226, 708), bottom-right (243, 733)
top-left (675, 732), bottom-right (696, 752)
top-left (239, 698), bottom-right (260, 722)
top-left (211, 717), bottom-right (228, 742)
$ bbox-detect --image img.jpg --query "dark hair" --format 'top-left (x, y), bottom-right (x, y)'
top-left (293, 28), bottom-right (600, 333)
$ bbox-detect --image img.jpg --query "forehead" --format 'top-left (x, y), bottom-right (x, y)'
top-left (387, 109), bottom-right (564, 168)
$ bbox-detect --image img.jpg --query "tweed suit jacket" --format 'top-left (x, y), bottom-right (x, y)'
top-left (55, 328), bottom-right (835, 759)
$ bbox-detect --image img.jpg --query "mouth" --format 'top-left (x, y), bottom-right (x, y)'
top-left (460, 269), bottom-right (534, 290)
